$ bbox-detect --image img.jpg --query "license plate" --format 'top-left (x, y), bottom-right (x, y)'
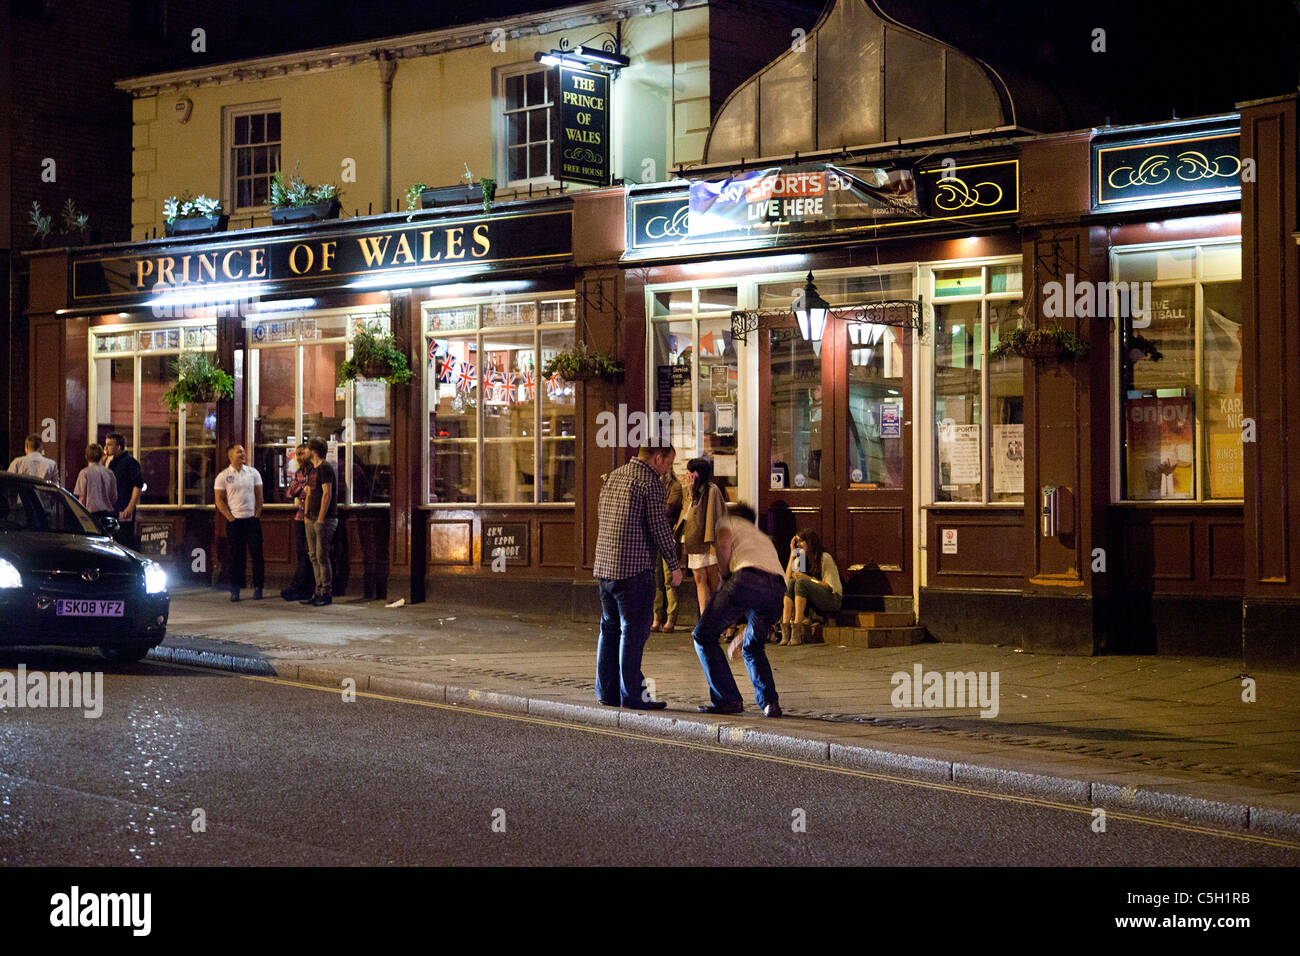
top-left (55, 599), bottom-right (125, 617)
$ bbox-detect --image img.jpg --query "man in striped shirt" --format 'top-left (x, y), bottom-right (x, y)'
top-left (593, 443), bottom-right (682, 709)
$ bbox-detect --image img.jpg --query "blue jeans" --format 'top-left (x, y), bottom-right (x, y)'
top-left (692, 568), bottom-right (784, 710)
top-left (596, 569), bottom-right (656, 706)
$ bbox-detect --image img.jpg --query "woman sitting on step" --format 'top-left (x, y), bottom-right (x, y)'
top-left (779, 528), bottom-right (842, 645)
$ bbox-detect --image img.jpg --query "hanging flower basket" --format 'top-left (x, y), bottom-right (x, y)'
top-left (989, 324), bottom-right (1089, 363)
top-left (338, 320), bottom-right (413, 386)
top-left (160, 353), bottom-right (235, 411)
top-left (541, 343), bottom-right (623, 383)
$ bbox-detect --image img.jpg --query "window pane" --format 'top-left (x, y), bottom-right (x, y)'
top-left (505, 73), bottom-right (524, 111)
top-left (525, 69), bottom-right (543, 107)
top-left (507, 111), bottom-right (526, 146)
top-left (253, 146), bottom-right (268, 175)
top-left (237, 149), bottom-right (252, 176)
top-left (234, 114), bottom-right (248, 145)
top-left (351, 442), bottom-right (390, 504)
top-left (482, 332), bottom-right (535, 441)
top-left (934, 267), bottom-right (983, 298)
top-left (769, 328), bottom-right (821, 490)
top-left (302, 343), bottom-right (347, 446)
top-left (250, 113), bottom-right (264, 144)
top-left (428, 337), bottom-right (478, 503)
top-left (139, 355), bottom-right (178, 505)
top-left (540, 300), bottom-right (574, 324)
top-left (183, 398), bottom-right (218, 506)
top-left (253, 347), bottom-right (296, 503)
top-left (988, 301), bottom-right (1025, 502)
top-left (484, 441), bottom-right (535, 503)
top-left (427, 306), bottom-right (477, 333)
top-left (482, 301), bottom-right (536, 328)
top-left (529, 143), bottom-right (548, 180)
top-left (1203, 282), bottom-right (1243, 499)
top-left (696, 287), bottom-right (738, 313)
top-left (541, 329), bottom-right (576, 503)
top-left (94, 356), bottom-right (134, 447)
top-left (508, 146), bottom-right (527, 183)
top-left (698, 318), bottom-right (738, 494)
top-left (652, 321), bottom-right (697, 453)
top-left (266, 112), bottom-right (280, 142)
top-left (238, 179), bottom-right (253, 209)
top-left (934, 301), bottom-right (983, 501)
top-left (653, 289), bottom-right (694, 317)
top-left (847, 324), bottom-right (904, 489)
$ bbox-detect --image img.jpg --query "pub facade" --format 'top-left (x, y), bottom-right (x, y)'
top-left (17, 0), bottom-right (1300, 666)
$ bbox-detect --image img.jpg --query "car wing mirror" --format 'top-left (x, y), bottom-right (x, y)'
top-left (98, 515), bottom-right (120, 536)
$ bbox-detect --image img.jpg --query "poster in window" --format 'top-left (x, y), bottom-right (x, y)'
top-left (939, 423), bottom-right (981, 486)
top-left (879, 403), bottom-right (902, 438)
top-left (1124, 396), bottom-right (1194, 499)
top-left (355, 379), bottom-right (387, 419)
top-left (1131, 287), bottom-right (1194, 389)
top-left (992, 423), bottom-right (1024, 495)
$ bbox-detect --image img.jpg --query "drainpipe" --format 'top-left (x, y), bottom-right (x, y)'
top-left (377, 52), bottom-right (397, 213)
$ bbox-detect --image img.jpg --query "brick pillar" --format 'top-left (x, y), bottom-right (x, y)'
top-left (1240, 94), bottom-right (1300, 668)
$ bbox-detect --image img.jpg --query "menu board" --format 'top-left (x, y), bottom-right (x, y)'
top-left (482, 523), bottom-right (529, 566)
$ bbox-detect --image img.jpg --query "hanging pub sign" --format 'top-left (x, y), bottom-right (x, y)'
top-left (69, 206), bottom-right (573, 306)
top-left (552, 65), bottom-right (610, 187)
top-left (1092, 126), bottom-right (1240, 211)
top-left (627, 158), bottom-right (1018, 255)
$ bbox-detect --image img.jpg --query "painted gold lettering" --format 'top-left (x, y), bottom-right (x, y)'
top-left (445, 227), bottom-right (465, 260)
top-left (392, 233), bottom-right (416, 265)
top-left (180, 255), bottom-right (193, 284)
top-left (319, 241), bottom-right (338, 272)
top-left (135, 259), bottom-right (154, 288)
top-left (197, 253), bottom-right (218, 282)
top-left (357, 234), bottom-right (391, 267)
top-left (222, 249), bottom-right (246, 279)
top-left (248, 247), bottom-right (267, 278)
top-left (471, 223), bottom-right (490, 258)
top-left (420, 230), bottom-right (441, 262)
top-left (157, 257), bottom-right (176, 286)
top-left (288, 243), bottom-right (314, 275)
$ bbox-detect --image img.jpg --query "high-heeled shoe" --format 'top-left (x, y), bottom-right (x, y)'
top-left (650, 615), bottom-right (663, 632)
top-left (778, 622), bottom-right (792, 646)
top-left (662, 613), bottom-right (676, 633)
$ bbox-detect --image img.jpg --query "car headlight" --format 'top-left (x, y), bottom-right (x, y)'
top-left (0, 558), bottom-right (21, 589)
top-left (143, 561), bottom-right (168, 594)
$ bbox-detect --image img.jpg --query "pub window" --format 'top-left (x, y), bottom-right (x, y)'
top-left (90, 323), bottom-right (219, 506)
top-left (425, 295), bottom-right (576, 505)
top-left (248, 311), bottom-right (392, 506)
top-left (226, 104), bottom-right (281, 211)
top-left (498, 65), bottom-right (554, 186)
top-left (930, 263), bottom-right (1025, 504)
top-left (649, 286), bottom-right (740, 497)
top-left (1114, 240), bottom-right (1242, 501)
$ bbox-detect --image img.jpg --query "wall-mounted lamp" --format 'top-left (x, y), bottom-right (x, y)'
top-left (794, 271), bottom-right (830, 343)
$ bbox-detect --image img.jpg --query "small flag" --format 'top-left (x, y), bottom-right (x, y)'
top-left (522, 370), bottom-right (535, 401)
top-left (438, 355), bottom-right (457, 385)
top-left (457, 361), bottom-right (476, 391)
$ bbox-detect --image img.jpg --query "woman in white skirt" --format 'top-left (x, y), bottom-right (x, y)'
top-left (682, 457), bottom-right (727, 617)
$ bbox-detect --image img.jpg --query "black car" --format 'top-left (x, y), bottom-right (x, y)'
top-left (0, 472), bottom-right (169, 662)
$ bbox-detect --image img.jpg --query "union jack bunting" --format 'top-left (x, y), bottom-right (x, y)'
top-left (438, 354), bottom-right (457, 385)
top-left (522, 370), bottom-right (536, 401)
top-left (457, 361), bottom-right (476, 391)
top-left (546, 371), bottom-right (564, 398)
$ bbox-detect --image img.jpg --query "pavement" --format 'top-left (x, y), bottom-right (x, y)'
top-left (151, 586), bottom-right (1300, 841)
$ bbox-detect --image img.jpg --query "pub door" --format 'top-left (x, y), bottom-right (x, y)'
top-left (758, 315), bottom-right (913, 597)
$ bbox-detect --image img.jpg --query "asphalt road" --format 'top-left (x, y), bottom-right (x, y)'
top-left (1, 650), bottom-right (1297, 866)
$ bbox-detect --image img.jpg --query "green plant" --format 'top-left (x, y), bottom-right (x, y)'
top-left (479, 177), bottom-right (496, 214)
top-left (29, 201), bottom-right (53, 242)
top-left (405, 182), bottom-right (427, 221)
top-left (989, 323), bottom-right (1089, 363)
top-left (270, 161), bottom-right (343, 209)
top-left (161, 353), bottom-right (235, 411)
top-left (541, 342), bottom-right (624, 382)
top-left (163, 192), bottom-right (223, 223)
top-left (60, 199), bottom-right (89, 237)
top-left (337, 321), bottom-right (413, 386)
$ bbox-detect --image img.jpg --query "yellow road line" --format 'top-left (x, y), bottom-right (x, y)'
top-left (209, 668), bottom-right (1300, 852)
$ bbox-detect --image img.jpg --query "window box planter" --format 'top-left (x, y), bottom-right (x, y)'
top-left (164, 214), bottom-right (229, 237)
top-left (420, 179), bottom-right (496, 212)
top-left (270, 199), bottom-right (341, 225)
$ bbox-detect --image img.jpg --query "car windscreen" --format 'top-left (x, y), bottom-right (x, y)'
top-left (0, 482), bottom-right (102, 535)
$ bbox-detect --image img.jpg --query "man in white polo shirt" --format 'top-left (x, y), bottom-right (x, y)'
top-left (214, 443), bottom-right (264, 602)
top-left (690, 502), bottom-right (785, 718)
top-left (8, 434), bottom-right (59, 484)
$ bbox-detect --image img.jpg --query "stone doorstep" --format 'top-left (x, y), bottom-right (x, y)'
top-left (824, 625), bottom-right (928, 648)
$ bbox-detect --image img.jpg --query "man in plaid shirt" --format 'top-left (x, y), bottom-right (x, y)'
top-left (593, 444), bottom-right (682, 709)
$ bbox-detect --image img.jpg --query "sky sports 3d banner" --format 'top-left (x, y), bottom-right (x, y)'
top-left (687, 164), bottom-right (922, 237)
